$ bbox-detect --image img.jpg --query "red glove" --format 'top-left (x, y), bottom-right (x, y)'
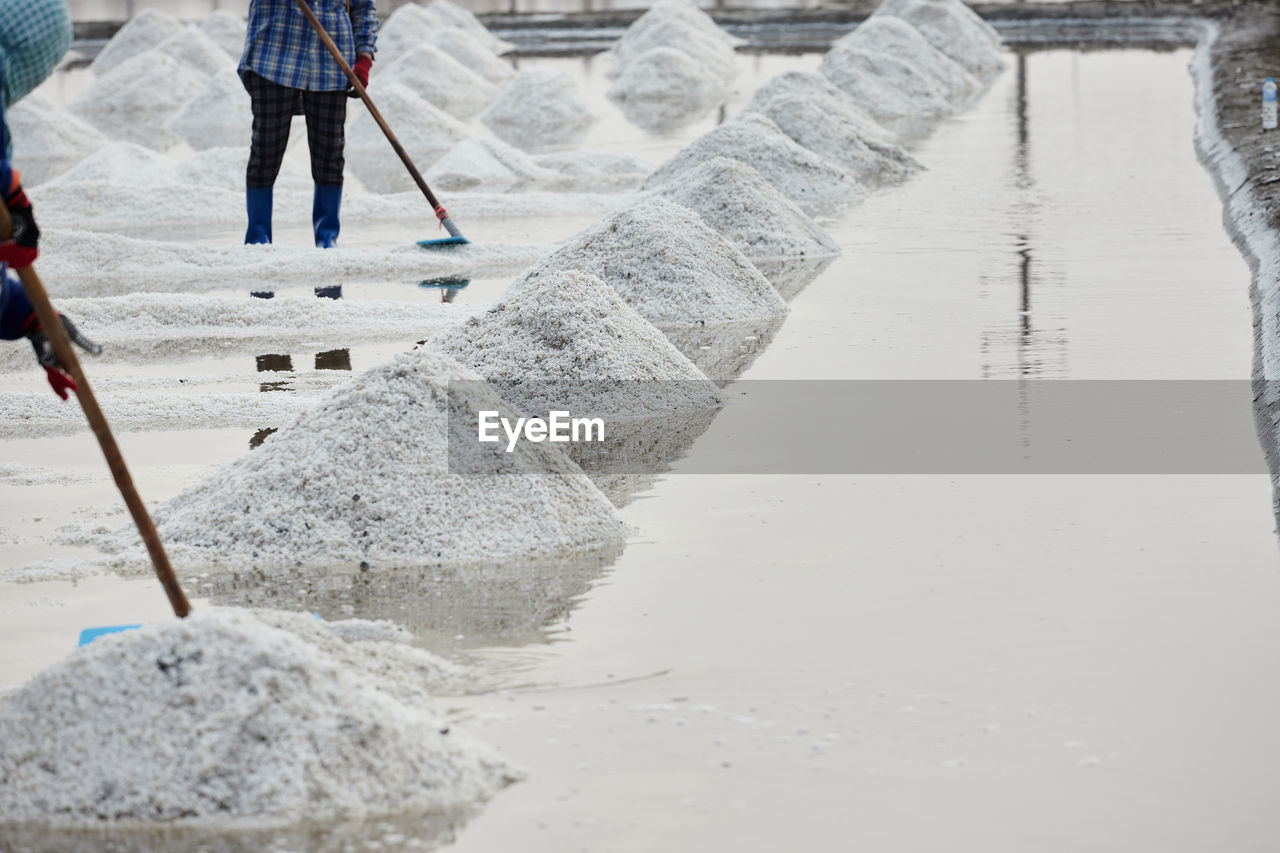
top-left (0, 179), bottom-right (38, 270)
top-left (44, 365), bottom-right (77, 400)
top-left (353, 54), bottom-right (372, 89)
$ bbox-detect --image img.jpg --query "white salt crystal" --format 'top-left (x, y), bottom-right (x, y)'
top-left (874, 0), bottom-right (1005, 79)
top-left (6, 92), bottom-right (109, 187)
top-left (98, 350), bottom-right (625, 569)
top-left (423, 27), bottom-right (515, 85)
top-left (423, 0), bottom-right (515, 55)
top-left (90, 8), bottom-right (182, 77)
top-left (427, 137), bottom-right (554, 191)
top-left (616, 0), bottom-right (743, 56)
top-left (71, 51), bottom-right (207, 150)
top-left (642, 112), bottom-right (862, 209)
top-left (373, 3), bottom-right (438, 66)
top-left (199, 9), bottom-right (247, 59)
top-left (378, 44), bottom-right (498, 120)
top-left (512, 196), bottom-right (786, 330)
top-left (607, 45), bottom-right (727, 132)
top-left (155, 24), bottom-right (234, 78)
top-left (835, 16), bottom-right (979, 101)
top-left (531, 150), bottom-right (653, 191)
top-left (168, 66), bottom-right (252, 151)
top-left (744, 70), bottom-right (901, 151)
top-left (346, 82), bottom-right (473, 193)
top-left (607, 17), bottom-right (737, 87)
top-left (0, 609), bottom-right (518, 825)
top-left (479, 68), bottom-right (595, 152)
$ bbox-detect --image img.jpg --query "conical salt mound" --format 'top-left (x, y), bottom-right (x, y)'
top-left (0, 609), bottom-right (518, 826)
top-left (7, 93), bottom-right (109, 187)
top-left (71, 52), bottom-right (206, 150)
top-left (480, 69), bottom-right (595, 152)
top-left (91, 8), bottom-right (181, 76)
top-left (426, 137), bottom-right (553, 191)
top-left (835, 16), bottom-right (979, 100)
top-left (347, 82), bottom-right (472, 193)
top-left (607, 46), bottom-right (726, 132)
top-left (513, 197), bottom-right (785, 330)
top-left (749, 94), bottom-right (920, 187)
top-left (155, 24), bottom-right (233, 77)
top-left (379, 44), bottom-right (498, 120)
top-left (199, 9), bottom-right (247, 58)
top-left (168, 67), bottom-right (252, 151)
top-left (874, 0), bottom-right (1005, 78)
top-left (374, 3), bottom-right (437, 65)
top-left (438, 269), bottom-right (724, 417)
top-left (424, 0), bottom-right (515, 54)
top-left (607, 17), bottom-right (737, 86)
top-left (100, 350), bottom-right (625, 570)
top-left (614, 0), bottom-right (742, 58)
top-left (745, 71), bottom-right (901, 150)
top-left (642, 113), bottom-right (861, 209)
top-left (424, 27), bottom-right (515, 85)
top-left (650, 157), bottom-right (838, 266)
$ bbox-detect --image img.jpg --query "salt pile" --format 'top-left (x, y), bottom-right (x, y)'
top-left (650, 157), bottom-right (838, 268)
top-left (423, 27), bottom-right (515, 85)
top-left (90, 8), bottom-right (181, 76)
top-left (155, 25), bottom-right (234, 77)
top-left (607, 46), bottom-right (727, 132)
top-left (533, 150), bottom-right (653, 191)
top-left (427, 137), bottom-right (554, 191)
top-left (45, 141), bottom-right (170, 188)
top-left (438, 269), bottom-right (723, 419)
top-left (874, 0), bottom-right (1005, 78)
top-left (479, 69), bottom-right (595, 152)
top-left (748, 94), bottom-right (921, 187)
top-left (642, 113), bottom-right (862, 209)
top-left (514, 197), bottom-right (785, 330)
top-left (0, 609), bottom-right (517, 826)
top-left (833, 16), bottom-right (979, 101)
top-left (744, 71), bottom-right (903, 152)
top-left (71, 52), bottom-right (207, 150)
top-left (423, 0), bottom-right (515, 55)
top-left (95, 350), bottom-right (625, 569)
top-left (6, 93), bottom-right (109, 187)
top-left (607, 17), bottom-right (737, 86)
top-left (610, 0), bottom-right (742, 65)
top-left (372, 3), bottom-right (437, 65)
top-left (168, 67), bottom-right (252, 151)
top-left (346, 82), bottom-right (472, 193)
top-left (199, 9), bottom-right (247, 58)
top-left (377, 45), bottom-right (498, 120)
top-left (173, 147), bottom-right (312, 193)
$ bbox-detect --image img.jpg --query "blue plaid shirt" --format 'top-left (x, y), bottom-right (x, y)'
top-left (0, 0), bottom-right (72, 166)
top-left (240, 0), bottom-right (378, 92)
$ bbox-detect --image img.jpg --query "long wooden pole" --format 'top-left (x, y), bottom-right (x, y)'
top-left (290, 0), bottom-right (467, 240)
top-left (0, 206), bottom-right (191, 618)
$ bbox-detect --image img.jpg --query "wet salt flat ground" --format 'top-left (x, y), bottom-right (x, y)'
top-left (1, 42), bottom-right (1279, 851)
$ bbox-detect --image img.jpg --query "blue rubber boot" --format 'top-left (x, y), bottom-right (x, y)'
top-left (313, 185), bottom-right (342, 248)
top-left (245, 186), bottom-right (273, 245)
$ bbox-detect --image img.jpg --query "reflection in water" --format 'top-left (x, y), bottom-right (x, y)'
top-left (249, 426), bottom-right (278, 449)
top-left (754, 254), bottom-right (837, 302)
top-left (662, 315), bottom-right (786, 384)
top-left (420, 276), bottom-right (470, 304)
top-left (315, 348), bottom-right (352, 371)
top-left (314, 284), bottom-right (343, 300)
top-left (198, 546), bottom-right (624, 650)
top-left (255, 352), bottom-right (293, 392)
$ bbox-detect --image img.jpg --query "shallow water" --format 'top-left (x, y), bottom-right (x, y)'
top-left (2, 39), bottom-right (1277, 853)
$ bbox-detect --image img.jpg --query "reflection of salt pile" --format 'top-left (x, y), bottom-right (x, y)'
top-left (424, 28), bottom-right (515, 85)
top-left (90, 8), bottom-right (181, 76)
top-left (423, 0), bottom-right (514, 55)
top-left (7, 93), bottom-right (108, 187)
top-left (748, 94), bottom-right (920, 187)
top-left (155, 25), bottom-right (233, 77)
top-left (875, 0), bottom-right (1005, 78)
top-left (605, 0), bottom-right (738, 131)
top-left (427, 137), bottom-right (553, 191)
top-left (607, 46), bottom-right (726, 132)
top-left (643, 113), bottom-right (861, 209)
top-left (347, 83), bottom-right (472, 193)
top-left (650, 157), bottom-right (839, 297)
top-left (0, 609), bottom-right (517, 825)
top-left (819, 16), bottom-right (979, 126)
top-left (101, 350), bottom-right (625, 569)
top-left (71, 52), bottom-right (206, 150)
top-left (169, 67), bottom-right (251, 151)
top-left (513, 198), bottom-right (786, 377)
top-left (480, 69), bottom-right (594, 152)
top-left (438, 270), bottom-right (724, 489)
top-left (199, 9), bottom-right (247, 58)
top-left (378, 45), bottom-right (498, 120)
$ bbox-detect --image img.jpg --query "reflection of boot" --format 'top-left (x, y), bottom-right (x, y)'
top-left (314, 285), bottom-right (343, 299)
top-left (245, 186), bottom-right (273, 245)
top-left (313, 184), bottom-right (342, 248)
top-left (314, 348), bottom-right (352, 371)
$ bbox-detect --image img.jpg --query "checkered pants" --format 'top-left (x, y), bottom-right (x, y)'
top-left (244, 71), bottom-right (348, 188)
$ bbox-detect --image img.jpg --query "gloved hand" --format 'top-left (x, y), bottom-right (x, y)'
top-left (348, 53), bottom-right (372, 97)
top-left (0, 182), bottom-right (38, 270)
top-left (23, 312), bottom-right (102, 400)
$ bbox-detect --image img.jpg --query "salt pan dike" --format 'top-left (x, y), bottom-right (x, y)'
top-left (0, 609), bottom-right (518, 851)
top-left (83, 350), bottom-right (626, 574)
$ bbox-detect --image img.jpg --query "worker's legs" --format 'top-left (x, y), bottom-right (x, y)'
top-left (243, 72), bottom-right (298, 245)
top-left (301, 89), bottom-right (348, 248)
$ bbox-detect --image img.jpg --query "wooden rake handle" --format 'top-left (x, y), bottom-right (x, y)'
top-left (0, 205), bottom-right (191, 618)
